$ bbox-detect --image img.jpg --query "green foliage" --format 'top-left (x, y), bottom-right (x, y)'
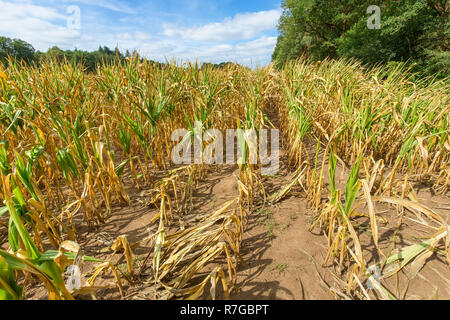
top-left (273, 0), bottom-right (449, 78)
top-left (0, 36), bottom-right (167, 72)
top-left (0, 36), bottom-right (36, 65)
top-left (38, 45), bottom-right (126, 72)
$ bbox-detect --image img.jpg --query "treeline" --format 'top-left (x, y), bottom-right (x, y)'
top-left (0, 36), bottom-right (241, 71)
top-left (273, 0), bottom-right (449, 78)
top-left (200, 62), bottom-right (245, 70)
top-left (0, 36), bottom-right (166, 71)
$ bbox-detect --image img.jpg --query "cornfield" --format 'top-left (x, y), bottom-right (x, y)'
top-left (0, 56), bottom-right (448, 300)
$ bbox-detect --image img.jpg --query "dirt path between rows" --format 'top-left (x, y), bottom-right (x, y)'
top-left (191, 154), bottom-right (335, 300)
top-left (230, 170), bottom-right (334, 299)
top-left (224, 102), bottom-right (334, 300)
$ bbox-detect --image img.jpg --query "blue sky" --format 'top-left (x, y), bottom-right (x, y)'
top-left (0, 0), bottom-right (282, 66)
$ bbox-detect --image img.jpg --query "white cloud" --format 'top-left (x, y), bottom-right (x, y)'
top-left (116, 31), bottom-right (152, 41)
top-left (0, 0), bottom-right (81, 50)
top-left (134, 31), bottom-right (152, 41)
top-left (162, 9), bottom-right (281, 42)
top-left (163, 36), bottom-right (277, 66)
top-left (235, 36), bottom-right (277, 55)
top-left (112, 33), bottom-right (276, 66)
top-left (113, 32), bottom-right (176, 59)
top-left (64, 0), bottom-right (137, 14)
top-left (0, 0), bottom-right (66, 20)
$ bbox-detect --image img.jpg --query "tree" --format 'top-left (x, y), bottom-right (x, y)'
top-left (0, 36), bottom-right (36, 65)
top-left (0, 35), bottom-right (169, 72)
top-left (272, 0), bottom-right (449, 77)
top-left (46, 46), bottom-right (66, 61)
top-left (272, 0), bottom-right (372, 67)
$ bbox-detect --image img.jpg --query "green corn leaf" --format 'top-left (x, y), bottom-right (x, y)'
top-left (344, 158), bottom-right (361, 216)
top-left (8, 219), bottom-right (19, 252)
top-left (0, 255), bottom-right (23, 300)
top-left (14, 152), bottom-right (37, 200)
top-left (0, 249), bottom-right (66, 299)
top-left (0, 141), bottom-right (11, 175)
top-left (0, 206), bottom-right (8, 217)
top-left (38, 250), bottom-right (103, 263)
top-left (4, 192), bottom-right (41, 260)
top-left (237, 128), bottom-right (247, 165)
top-left (329, 149), bottom-right (337, 203)
top-left (115, 158), bottom-right (130, 178)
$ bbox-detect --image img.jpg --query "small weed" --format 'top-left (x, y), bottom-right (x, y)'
top-left (272, 263), bottom-right (288, 274)
top-left (255, 209), bottom-right (277, 238)
top-left (266, 219), bottom-right (277, 238)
